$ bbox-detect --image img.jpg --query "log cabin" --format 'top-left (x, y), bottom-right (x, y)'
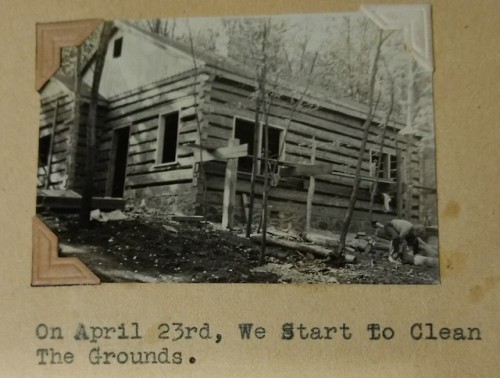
top-left (37, 20), bottom-right (436, 233)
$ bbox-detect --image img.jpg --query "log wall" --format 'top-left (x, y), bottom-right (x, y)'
top-left (39, 91), bottom-right (108, 193)
top-left (38, 70), bottom-right (424, 230)
top-left (96, 72), bottom-right (211, 214)
top-left (203, 75), bottom-right (422, 232)
top-left (38, 93), bottom-right (74, 189)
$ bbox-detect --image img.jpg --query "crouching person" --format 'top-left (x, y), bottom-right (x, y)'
top-left (383, 219), bottom-right (425, 263)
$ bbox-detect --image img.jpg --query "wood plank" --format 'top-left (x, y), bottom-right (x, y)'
top-left (126, 168), bottom-right (194, 187)
top-left (222, 139), bottom-right (239, 229)
top-left (305, 179), bottom-right (371, 201)
top-left (106, 84), bottom-right (204, 120)
top-left (126, 156), bottom-right (193, 175)
top-left (211, 70), bottom-right (405, 130)
top-left (280, 162), bottom-right (333, 178)
top-left (186, 142), bottom-right (248, 162)
top-left (306, 138), bottom-right (316, 232)
top-left (210, 101), bottom-right (395, 153)
top-left (37, 195), bottom-right (126, 210)
top-left (285, 143), bottom-right (370, 174)
top-left (128, 151), bottom-right (156, 165)
top-left (108, 73), bottom-right (210, 107)
top-left (210, 86), bottom-right (397, 143)
top-left (105, 97), bottom-right (200, 128)
top-left (204, 190), bottom-right (393, 227)
top-left (204, 175), bottom-right (386, 212)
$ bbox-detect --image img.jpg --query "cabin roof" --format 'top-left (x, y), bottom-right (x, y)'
top-left (115, 20), bottom-right (407, 130)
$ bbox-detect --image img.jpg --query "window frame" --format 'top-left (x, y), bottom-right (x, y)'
top-left (155, 111), bottom-right (180, 167)
top-left (232, 116), bottom-right (285, 175)
top-left (369, 149), bottom-right (398, 182)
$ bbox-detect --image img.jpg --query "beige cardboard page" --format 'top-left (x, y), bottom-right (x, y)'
top-left (0, 0), bottom-right (499, 377)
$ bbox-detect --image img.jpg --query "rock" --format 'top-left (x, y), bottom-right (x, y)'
top-left (347, 238), bottom-right (369, 251)
top-left (162, 224), bottom-right (179, 234)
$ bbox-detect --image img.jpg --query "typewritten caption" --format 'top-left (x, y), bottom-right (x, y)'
top-left (34, 321), bottom-right (482, 366)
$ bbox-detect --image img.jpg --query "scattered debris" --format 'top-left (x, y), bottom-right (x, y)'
top-left (41, 212), bottom-right (438, 285)
top-left (90, 209), bottom-right (128, 222)
top-left (347, 238), bottom-right (369, 251)
top-left (267, 227), bottom-right (302, 241)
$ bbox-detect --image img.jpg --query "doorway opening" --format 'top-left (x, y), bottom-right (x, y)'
top-left (109, 126), bottom-right (130, 198)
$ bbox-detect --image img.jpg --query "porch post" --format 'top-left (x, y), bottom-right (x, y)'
top-left (222, 139), bottom-right (239, 229)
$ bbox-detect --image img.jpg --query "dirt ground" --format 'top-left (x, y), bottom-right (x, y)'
top-left (40, 212), bottom-right (439, 285)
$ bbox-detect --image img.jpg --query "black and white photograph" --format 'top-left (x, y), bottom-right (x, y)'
top-left (36, 9), bottom-right (439, 284)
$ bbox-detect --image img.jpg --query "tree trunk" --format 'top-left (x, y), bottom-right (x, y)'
top-left (245, 95), bottom-right (261, 238)
top-left (187, 23), bottom-right (207, 221)
top-left (246, 21), bottom-right (268, 239)
top-left (67, 46), bottom-right (81, 189)
top-left (404, 58), bottom-right (416, 220)
top-left (79, 22), bottom-right (114, 227)
top-left (368, 88), bottom-right (394, 223)
top-left (338, 30), bottom-right (384, 255)
top-left (260, 92), bottom-right (270, 264)
top-left (396, 137), bottom-right (403, 217)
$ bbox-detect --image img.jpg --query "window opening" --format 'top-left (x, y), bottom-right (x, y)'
top-left (113, 37), bottom-right (123, 58)
top-left (38, 135), bottom-right (51, 167)
top-left (158, 112), bottom-right (179, 164)
top-left (234, 118), bottom-right (255, 173)
top-left (234, 118), bottom-right (282, 174)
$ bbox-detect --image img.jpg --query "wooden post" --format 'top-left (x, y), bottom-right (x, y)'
top-left (418, 148), bottom-right (425, 224)
top-left (44, 99), bottom-right (59, 189)
top-left (305, 137), bottom-right (317, 232)
top-left (222, 139), bottom-right (239, 229)
top-left (396, 138), bottom-right (403, 218)
top-left (79, 22), bottom-right (114, 227)
top-left (405, 57), bottom-right (416, 220)
top-left (67, 45), bottom-right (81, 190)
top-left (241, 193), bottom-right (250, 223)
top-left (405, 136), bottom-right (413, 219)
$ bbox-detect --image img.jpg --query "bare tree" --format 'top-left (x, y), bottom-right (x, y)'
top-left (245, 19), bottom-right (270, 239)
top-left (186, 22), bottom-right (208, 221)
top-left (146, 19), bottom-right (177, 39)
top-left (79, 21), bottom-right (114, 227)
top-left (368, 88), bottom-right (395, 223)
top-left (337, 29), bottom-right (391, 255)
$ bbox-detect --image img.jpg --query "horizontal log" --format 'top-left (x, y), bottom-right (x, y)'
top-left (108, 72), bottom-right (210, 107)
top-left (204, 173), bottom-right (386, 212)
top-left (105, 97), bottom-right (201, 128)
top-left (106, 83), bottom-right (206, 120)
top-left (210, 86), bottom-right (399, 145)
top-left (211, 71), bottom-right (405, 131)
top-left (37, 195), bottom-right (126, 210)
top-left (126, 167), bottom-right (194, 187)
top-left (302, 232), bottom-right (340, 248)
top-left (249, 234), bottom-right (333, 258)
top-left (126, 156), bottom-right (194, 175)
top-left (128, 151), bottom-right (156, 165)
top-left (203, 189), bottom-right (394, 230)
top-left (280, 163), bottom-right (333, 177)
top-left (40, 94), bottom-right (73, 109)
top-left (185, 142), bottom-right (248, 162)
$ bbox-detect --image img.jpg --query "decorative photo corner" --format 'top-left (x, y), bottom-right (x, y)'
top-left (34, 19), bottom-right (103, 286)
top-left (33, 4), bottom-right (438, 286)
